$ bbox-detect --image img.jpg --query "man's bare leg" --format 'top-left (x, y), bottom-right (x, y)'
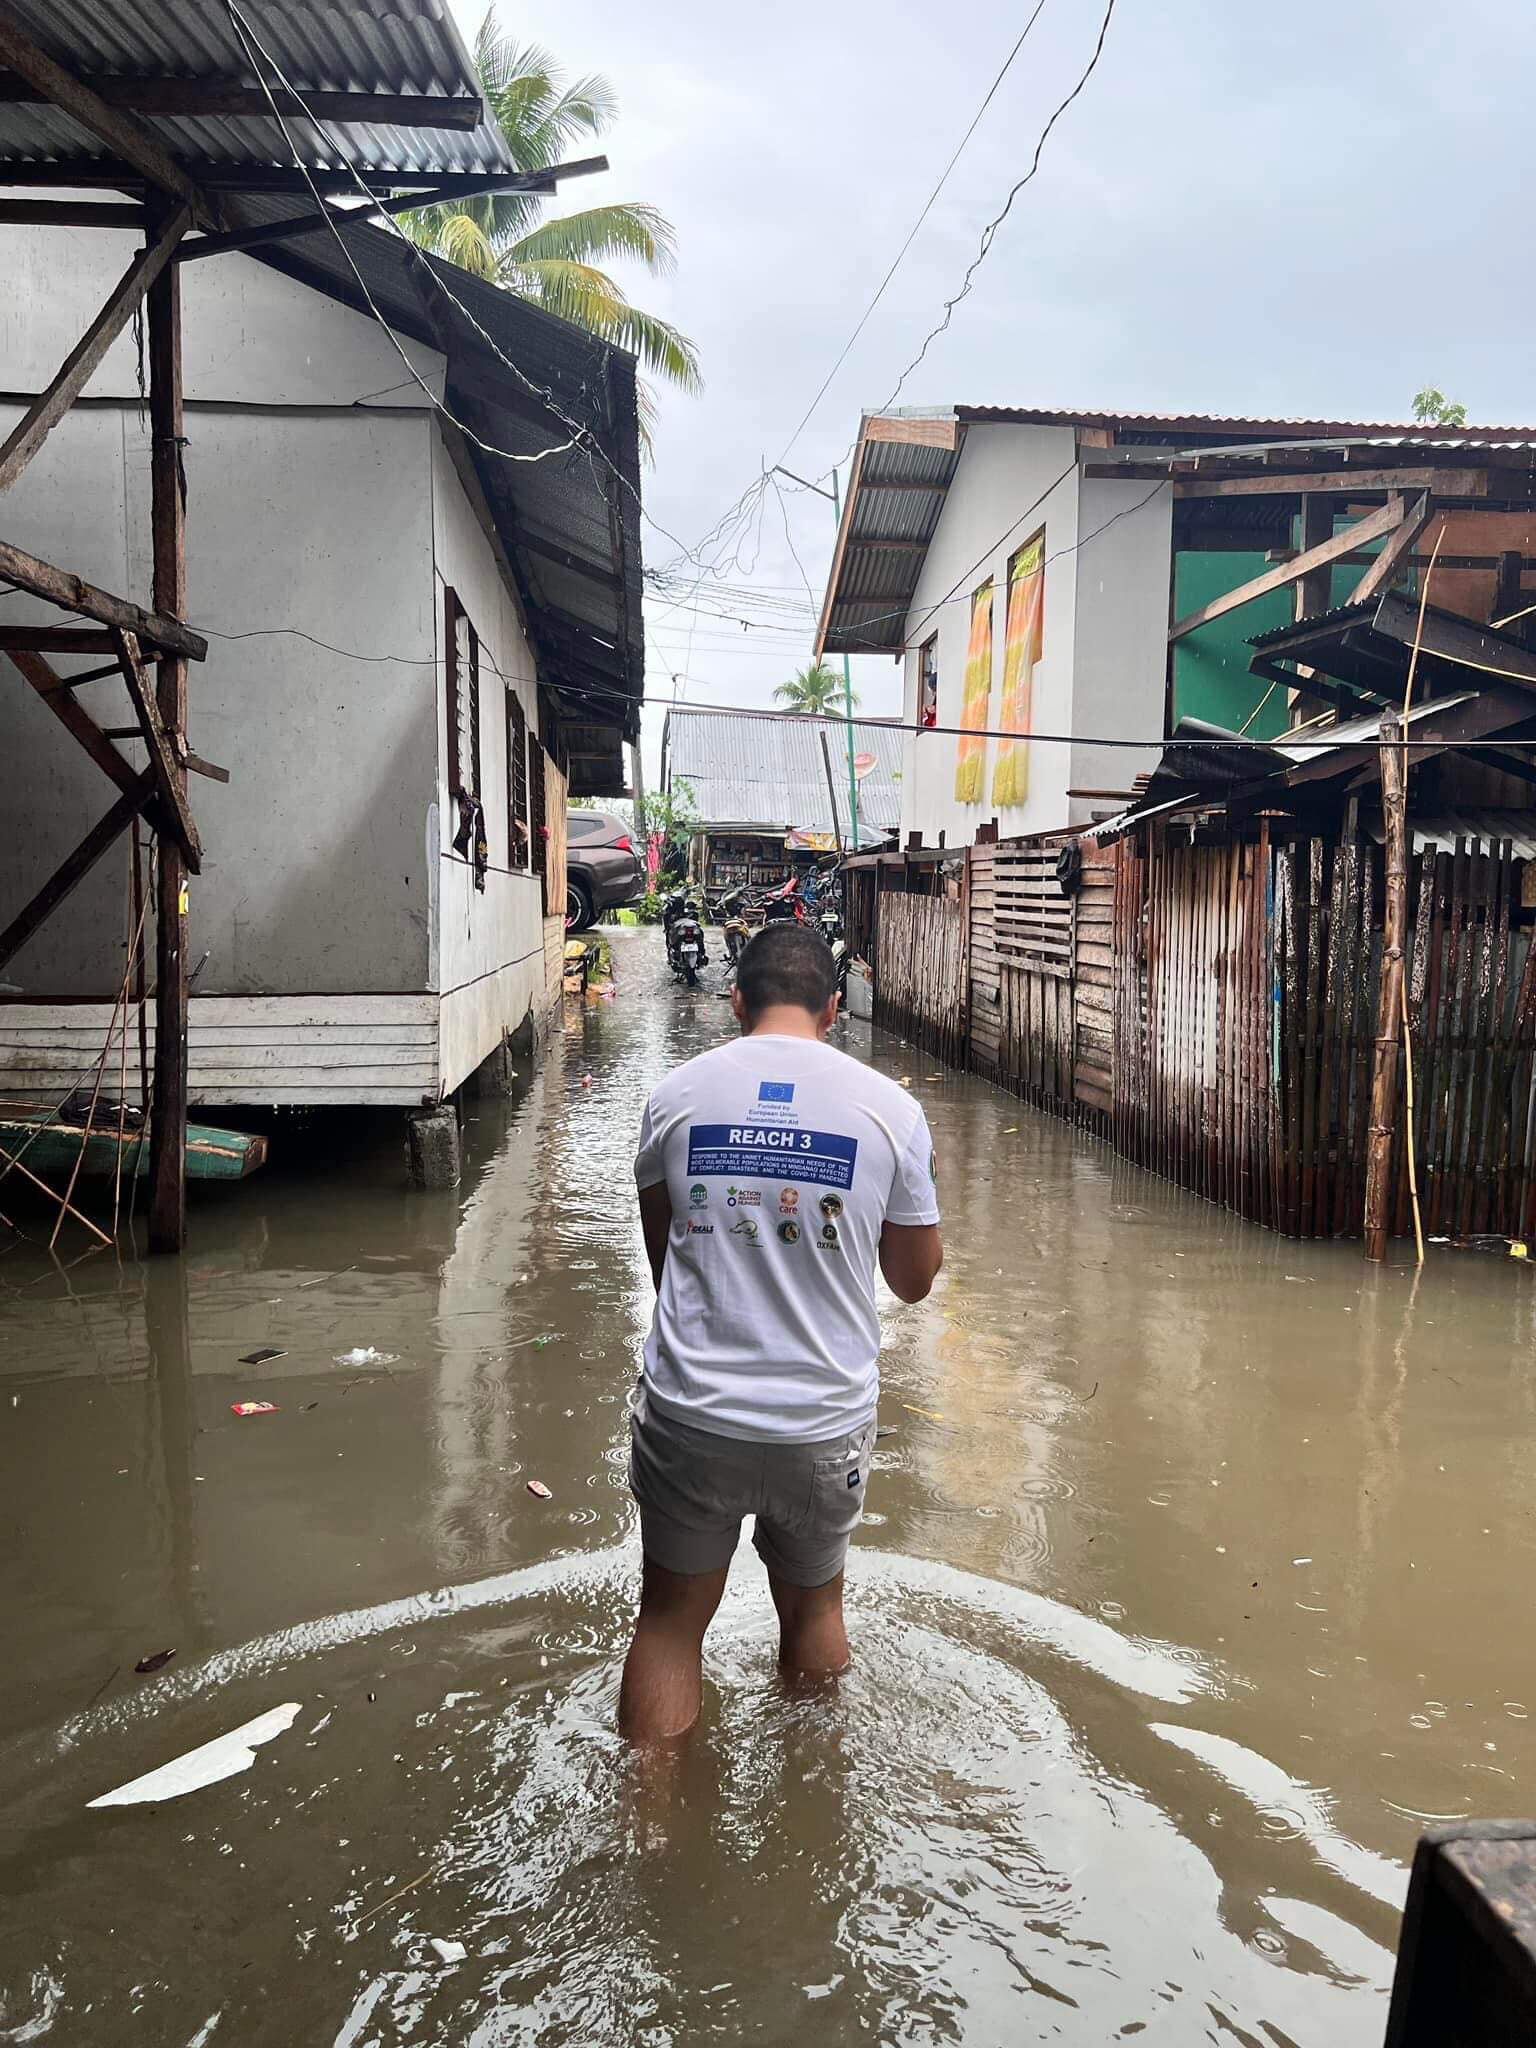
top-left (619, 1559), bottom-right (730, 1742)
top-left (768, 1569), bottom-right (850, 1680)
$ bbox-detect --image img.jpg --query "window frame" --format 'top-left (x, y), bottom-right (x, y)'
top-left (444, 586), bottom-right (481, 803)
top-left (917, 633), bottom-right (939, 731)
top-left (506, 688), bottom-right (530, 872)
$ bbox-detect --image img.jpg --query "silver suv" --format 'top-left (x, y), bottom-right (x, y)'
top-left (565, 809), bottom-right (644, 929)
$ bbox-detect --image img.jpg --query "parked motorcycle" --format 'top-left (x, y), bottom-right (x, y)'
top-left (663, 891), bottom-right (708, 987)
top-left (817, 901), bottom-right (850, 1004)
top-left (716, 885), bottom-right (752, 967)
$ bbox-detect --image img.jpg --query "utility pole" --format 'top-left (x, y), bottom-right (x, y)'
top-left (772, 465), bottom-right (860, 852)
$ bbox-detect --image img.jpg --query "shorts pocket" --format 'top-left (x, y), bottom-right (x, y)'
top-left (805, 1424), bottom-right (874, 1527)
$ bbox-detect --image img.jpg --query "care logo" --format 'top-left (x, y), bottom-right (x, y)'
top-left (688, 1183), bottom-right (709, 1208)
top-left (776, 1218), bottom-right (801, 1245)
top-left (778, 1187), bottom-right (800, 1214)
top-left (726, 1186), bottom-right (761, 1209)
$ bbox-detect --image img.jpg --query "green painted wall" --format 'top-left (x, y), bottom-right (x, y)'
top-left (1172, 552), bottom-right (1292, 739)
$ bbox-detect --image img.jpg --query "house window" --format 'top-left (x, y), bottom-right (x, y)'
top-left (918, 635), bottom-right (938, 729)
top-left (444, 587), bottom-right (481, 801)
top-left (529, 731), bottom-right (549, 904)
top-left (506, 689), bottom-right (530, 871)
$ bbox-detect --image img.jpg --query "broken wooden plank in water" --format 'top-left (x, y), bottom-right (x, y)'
top-left (0, 1104), bottom-right (267, 1180)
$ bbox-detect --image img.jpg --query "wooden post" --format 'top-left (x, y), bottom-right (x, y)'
top-left (1364, 715), bottom-right (1408, 1261)
top-left (147, 218), bottom-right (188, 1254)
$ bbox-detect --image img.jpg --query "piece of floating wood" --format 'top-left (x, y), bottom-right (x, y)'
top-left (0, 1105), bottom-right (268, 1181)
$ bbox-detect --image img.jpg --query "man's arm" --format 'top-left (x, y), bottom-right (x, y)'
top-left (879, 1220), bottom-right (942, 1303)
top-left (639, 1182), bottom-right (673, 1292)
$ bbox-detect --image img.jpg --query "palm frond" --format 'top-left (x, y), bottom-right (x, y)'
top-left (403, 205), bottom-right (499, 278)
top-left (505, 203), bottom-right (677, 276)
top-left (598, 302), bottom-right (702, 393)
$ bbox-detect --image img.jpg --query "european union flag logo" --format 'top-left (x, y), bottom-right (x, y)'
top-left (758, 1082), bottom-right (795, 1103)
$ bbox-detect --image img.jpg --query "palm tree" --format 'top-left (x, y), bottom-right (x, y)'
top-left (404, 17), bottom-right (701, 419)
top-left (773, 663), bottom-right (858, 716)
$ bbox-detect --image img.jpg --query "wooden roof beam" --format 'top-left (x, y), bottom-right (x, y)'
top-left (176, 157), bottom-right (605, 263)
top-left (1169, 497), bottom-right (1407, 643)
top-left (1168, 466), bottom-right (1490, 501)
top-left (0, 199), bottom-right (146, 227)
top-left (1346, 492), bottom-right (1436, 606)
top-left (0, 539), bottom-right (207, 658)
top-left (0, 73), bottom-right (484, 126)
top-left (0, 201), bottom-right (190, 493)
top-left (0, 7), bottom-right (203, 207)
top-left (0, 772), bottom-right (154, 974)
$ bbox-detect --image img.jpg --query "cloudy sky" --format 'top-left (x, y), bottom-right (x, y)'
top-left (448, 0), bottom-right (1536, 782)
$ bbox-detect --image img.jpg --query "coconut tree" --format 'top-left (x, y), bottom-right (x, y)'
top-left (773, 663), bottom-right (858, 716)
top-left (404, 17), bottom-right (701, 420)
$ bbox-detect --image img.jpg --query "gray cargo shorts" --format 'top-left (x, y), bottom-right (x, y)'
top-left (628, 1382), bottom-right (876, 1587)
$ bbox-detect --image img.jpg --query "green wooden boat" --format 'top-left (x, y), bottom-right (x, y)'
top-left (0, 1104), bottom-right (268, 1181)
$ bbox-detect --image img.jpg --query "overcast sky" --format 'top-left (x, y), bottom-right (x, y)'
top-left (448, 0), bottom-right (1536, 785)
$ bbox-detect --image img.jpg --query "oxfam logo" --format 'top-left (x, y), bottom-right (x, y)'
top-left (688, 1184), bottom-right (708, 1208)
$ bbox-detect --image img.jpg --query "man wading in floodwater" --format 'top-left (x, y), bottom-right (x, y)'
top-left (620, 923), bottom-right (943, 1742)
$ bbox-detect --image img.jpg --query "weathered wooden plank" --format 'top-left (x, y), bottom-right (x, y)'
top-left (0, 540), bottom-right (206, 656)
top-left (1169, 498), bottom-right (1406, 643)
top-left (0, 14), bottom-right (203, 204)
top-left (0, 204), bottom-right (190, 492)
top-left (113, 628), bottom-right (201, 869)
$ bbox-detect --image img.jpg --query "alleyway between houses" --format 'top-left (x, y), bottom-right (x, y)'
top-left (2, 926), bottom-right (1534, 2045)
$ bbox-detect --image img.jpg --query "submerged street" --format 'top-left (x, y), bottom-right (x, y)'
top-left (2, 925), bottom-right (1534, 2044)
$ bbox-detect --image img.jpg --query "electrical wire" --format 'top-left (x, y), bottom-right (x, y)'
top-left (772, 0), bottom-right (1052, 468)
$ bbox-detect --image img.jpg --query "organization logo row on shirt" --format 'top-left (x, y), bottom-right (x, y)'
top-left (686, 1180), bottom-right (843, 1251)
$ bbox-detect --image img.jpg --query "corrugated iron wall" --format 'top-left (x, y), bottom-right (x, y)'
top-left (866, 824), bottom-right (1536, 1242)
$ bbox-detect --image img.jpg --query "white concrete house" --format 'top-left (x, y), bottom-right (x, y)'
top-left (0, 206), bottom-right (643, 1120)
top-left (816, 409), bottom-right (1172, 852)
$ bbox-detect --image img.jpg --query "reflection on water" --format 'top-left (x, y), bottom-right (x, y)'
top-left (0, 927), bottom-right (1533, 2044)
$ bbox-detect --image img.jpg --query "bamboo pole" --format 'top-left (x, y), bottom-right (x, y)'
top-left (1365, 716), bottom-right (1410, 1261)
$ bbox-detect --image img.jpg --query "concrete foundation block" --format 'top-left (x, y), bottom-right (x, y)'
top-left (466, 1037), bottom-right (516, 1099)
top-left (406, 1104), bottom-right (461, 1189)
top-left (508, 1005), bottom-right (537, 1061)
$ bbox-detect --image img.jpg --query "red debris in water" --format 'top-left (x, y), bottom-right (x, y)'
top-left (526, 1479), bottom-right (552, 1500)
top-left (231, 1401), bottom-right (279, 1417)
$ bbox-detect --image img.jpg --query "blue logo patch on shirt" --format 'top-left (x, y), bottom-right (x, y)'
top-left (758, 1081), bottom-right (795, 1103)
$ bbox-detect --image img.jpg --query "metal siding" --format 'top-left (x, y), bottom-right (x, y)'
top-left (666, 712), bottom-right (904, 840)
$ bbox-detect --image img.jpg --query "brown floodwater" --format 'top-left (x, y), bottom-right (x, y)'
top-left (1, 925), bottom-right (1533, 2045)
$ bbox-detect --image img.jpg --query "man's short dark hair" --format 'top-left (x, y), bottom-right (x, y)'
top-left (736, 922), bottom-right (837, 1018)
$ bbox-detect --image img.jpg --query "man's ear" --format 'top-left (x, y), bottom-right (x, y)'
top-left (819, 994), bottom-right (840, 1035)
top-left (730, 986), bottom-right (749, 1028)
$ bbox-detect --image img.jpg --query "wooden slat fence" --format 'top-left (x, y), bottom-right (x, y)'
top-left (874, 889), bottom-right (967, 1062)
top-left (868, 824), bottom-right (1536, 1242)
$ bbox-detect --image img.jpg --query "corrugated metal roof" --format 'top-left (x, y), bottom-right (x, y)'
top-left (957, 405), bottom-right (1536, 443)
top-left (816, 421), bottom-right (961, 657)
top-left (1364, 812), bottom-right (1536, 859)
top-left (664, 710), bottom-right (904, 844)
top-left (0, 0), bottom-right (514, 178)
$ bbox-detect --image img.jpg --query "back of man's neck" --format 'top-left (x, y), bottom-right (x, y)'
top-left (744, 1007), bottom-right (824, 1042)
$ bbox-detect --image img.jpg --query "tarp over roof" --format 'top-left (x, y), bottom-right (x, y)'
top-left (0, 0), bottom-right (516, 183)
top-left (663, 708), bottom-right (903, 846)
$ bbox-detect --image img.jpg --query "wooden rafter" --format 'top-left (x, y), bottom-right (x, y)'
top-left (0, 7), bottom-right (202, 206)
top-left (0, 203), bottom-right (190, 493)
top-left (0, 73), bottom-right (484, 126)
top-left (7, 648), bottom-right (161, 813)
top-left (1347, 492), bottom-right (1436, 606)
top-left (112, 629), bottom-right (201, 870)
top-left (0, 772), bottom-right (152, 973)
top-left (0, 540), bottom-right (206, 657)
top-left (1166, 466), bottom-right (1489, 501)
top-left (1169, 497), bottom-right (1408, 643)
top-left (175, 157), bottom-right (605, 264)
top-left (0, 199), bottom-right (145, 227)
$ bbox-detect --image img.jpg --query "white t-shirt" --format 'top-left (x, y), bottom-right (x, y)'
top-left (634, 1032), bottom-right (940, 1442)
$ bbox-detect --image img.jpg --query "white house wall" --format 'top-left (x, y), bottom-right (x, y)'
top-left (428, 427), bottom-right (549, 1096)
top-left (1069, 477), bottom-right (1172, 815)
top-left (899, 424), bottom-right (1080, 848)
top-left (0, 227), bottom-right (459, 1106)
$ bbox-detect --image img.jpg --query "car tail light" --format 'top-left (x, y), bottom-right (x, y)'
top-left (614, 834), bottom-right (633, 853)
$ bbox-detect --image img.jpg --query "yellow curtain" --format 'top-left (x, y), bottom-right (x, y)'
top-left (954, 582), bottom-right (993, 804)
top-left (991, 538), bottom-right (1044, 808)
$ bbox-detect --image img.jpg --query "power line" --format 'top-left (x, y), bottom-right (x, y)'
top-left (861, 0), bottom-right (1122, 431)
top-left (773, 0), bottom-right (1051, 468)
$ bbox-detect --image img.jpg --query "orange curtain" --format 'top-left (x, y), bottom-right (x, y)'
top-left (954, 582), bottom-right (994, 804)
top-left (991, 538), bottom-right (1044, 808)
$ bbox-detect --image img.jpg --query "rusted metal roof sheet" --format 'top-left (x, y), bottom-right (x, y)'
top-left (664, 709), bottom-right (904, 844)
top-left (1365, 812), bottom-right (1536, 859)
top-left (0, 0), bottom-right (514, 179)
top-left (957, 406), bottom-right (1536, 444)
